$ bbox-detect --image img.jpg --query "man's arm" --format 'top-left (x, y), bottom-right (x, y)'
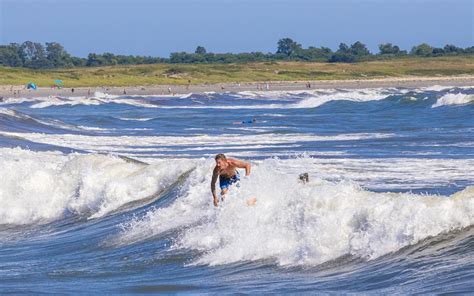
top-left (229, 158), bottom-right (251, 176)
top-left (210, 166), bottom-right (219, 206)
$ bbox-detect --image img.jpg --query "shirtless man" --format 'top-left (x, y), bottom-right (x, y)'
top-left (211, 153), bottom-right (251, 207)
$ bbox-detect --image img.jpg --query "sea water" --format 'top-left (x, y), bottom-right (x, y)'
top-left (0, 86), bottom-right (473, 293)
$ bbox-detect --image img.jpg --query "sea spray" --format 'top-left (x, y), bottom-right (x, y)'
top-left (0, 148), bottom-right (194, 225)
top-left (116, 159), bottom-right (474, 266)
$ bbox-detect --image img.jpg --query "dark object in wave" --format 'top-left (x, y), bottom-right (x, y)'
top-left (299, 173), bottom-right (309, 183)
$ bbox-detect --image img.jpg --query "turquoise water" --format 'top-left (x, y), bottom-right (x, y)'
top-left (0, 86), bottom-right (473, 293)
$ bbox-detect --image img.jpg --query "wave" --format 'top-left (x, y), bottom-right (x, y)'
top-left (0, 108), bottom-right (81, 133)
top-left (0, 131), bottom-right (395, 156)
top-left (117, 117), bottom-right (154, 122)
top-left (1, 92), bottom-right (157, 109)
top-left (0, 148), bottom-right (195, 225)
top-left (115, 159), bottom-right (474, 267)
top-left (2, 87), bottom-right (473, 110)
top-left (432, 93), bottom-right (474, 108)
top-left (292, 89), bottom-right (392, 108)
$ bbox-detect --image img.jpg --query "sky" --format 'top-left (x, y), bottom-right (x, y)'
top-left (1, 0), bottom-right (473, 58)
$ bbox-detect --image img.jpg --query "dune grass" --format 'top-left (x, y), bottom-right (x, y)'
top-left (1, 56), bottom-right (473, 87)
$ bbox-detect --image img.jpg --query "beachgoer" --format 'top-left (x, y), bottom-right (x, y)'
top-left (211, 153), bottom-right (251, 207)
top-left (233, 118), bottom-right (257, 125)
top-left (71, 88), bottom-right (74, 93)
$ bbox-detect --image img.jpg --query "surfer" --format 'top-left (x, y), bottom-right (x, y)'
top-left (211, 153), bottom-right (251, 207)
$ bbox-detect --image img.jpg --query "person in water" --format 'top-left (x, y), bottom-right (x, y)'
top-left (233, 118), bottom-right (257, 125)
top-left (211, 153), bottom-right (251, 207)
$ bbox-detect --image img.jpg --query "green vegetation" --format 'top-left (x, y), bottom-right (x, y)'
top-left (1, 56), bottom-right (473, 87)
top-left (1, 39), bottom-right (473, 70)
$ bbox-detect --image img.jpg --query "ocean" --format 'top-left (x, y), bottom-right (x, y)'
top-left (0, 85), bottom-right (473, 293)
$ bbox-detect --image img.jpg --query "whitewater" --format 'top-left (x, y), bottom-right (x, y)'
top-left (0, 85), bottom-right (473, 293)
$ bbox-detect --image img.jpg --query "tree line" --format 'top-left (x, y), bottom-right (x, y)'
top-left (0, 38), bottom-right (472, 69)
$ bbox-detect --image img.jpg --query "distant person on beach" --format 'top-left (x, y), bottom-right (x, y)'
top-left (211, 153), bottom-right (251, 207)
top-left (233, 118), bottom-right (257, 125)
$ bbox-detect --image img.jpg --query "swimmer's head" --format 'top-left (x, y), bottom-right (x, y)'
top-left (215, 153), bottom-right (228, 168)
top-left (299, 173), bottom-right (309, 183)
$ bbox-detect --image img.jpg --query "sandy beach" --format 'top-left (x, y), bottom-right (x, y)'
top-left (1, 75), bottom-right (473, 98)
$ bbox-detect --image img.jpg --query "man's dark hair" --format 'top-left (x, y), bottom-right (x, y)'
top-left (299, 173), bottom-right (309, 183)
top-left (215, 153), bottom-right (226, 161)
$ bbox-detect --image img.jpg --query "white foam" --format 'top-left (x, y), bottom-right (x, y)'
top-left (77, 125), bottom-right (112, 131)
top-left (93, 91), bottom-right (120, 99)
top-left (293, 89), bottom-right (390, 108)
top-left (423, 85), bottom-right (453, 92)
top-left (0, 148), bottom-right (195, 225)
top-left (3, 93), bottom-right (157, 109)
top-left (273, 157), bottom-right (474, 191)
top-left (0, 108), bottom-right (20, 117)
top-left (0, 131), bottom-right (394, 156)
top-left (115, 159), bottom-right (474, 267)
top-left (432, 93), bottom-right (474, 108)
top-left (118, 117), bottom-right (154, 122)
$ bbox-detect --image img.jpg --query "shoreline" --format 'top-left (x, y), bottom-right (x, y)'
top-left (1, 75), bottom-right (473, 98)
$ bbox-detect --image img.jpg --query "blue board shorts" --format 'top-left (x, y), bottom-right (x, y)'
top-left (219, 172), bottom-right (240, 190)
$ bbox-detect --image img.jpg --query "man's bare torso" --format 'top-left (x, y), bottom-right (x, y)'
top-left (216, 159), bottom-right (238, 178)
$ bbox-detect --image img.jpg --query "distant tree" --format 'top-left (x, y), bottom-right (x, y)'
top-left (101, 52), bottom-right (118, 65)
top-left (0, 43), bottom-right (23, 67)
top-left (276, 38), bottom-right (302, 57)
top-left (195, 46), bottom-right (207, 54)
top-left (46, 42), bottom-right (73, 68)
top-left (337, 43), bottom-right (350, 54)
top-left (320, 47), bottom-right (333, 56)
top-left (350, 41), bottom-right (370, 56)
top-left (443, 44), bottom-right (463, 55)
top-left (378, 43), bottom-right (401, 55)
top-left (329, 52), bottom-right (357, 63)
top-left (20, 41), bottom-right (50, 68)
top-left (411, 43), bottom-right (433, 56)
top-left (465, 46), bottom-right (474, 54)
top-left (86, 53), bottom-right (107, 67)
top-left (329, 41), bottom-right (369, 63)
top-left (71, 56), bottom-right (87, 67)
top-left (432, 47), bottom-right (445, 56)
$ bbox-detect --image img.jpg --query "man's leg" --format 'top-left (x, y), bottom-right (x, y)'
top-left (220, 188), bottom-right (228, 200)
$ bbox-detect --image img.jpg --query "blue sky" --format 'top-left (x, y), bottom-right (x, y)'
top-left (1, 0), bottom-right (473, 57)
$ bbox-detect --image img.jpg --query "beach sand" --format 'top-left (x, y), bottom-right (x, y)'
top-left (1, 76), bottom-right (473, 98)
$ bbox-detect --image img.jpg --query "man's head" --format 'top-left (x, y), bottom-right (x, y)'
top-left (299, 173), bottom-right (309, 183)
top-left (215, 153), bottom-right (228, 169)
